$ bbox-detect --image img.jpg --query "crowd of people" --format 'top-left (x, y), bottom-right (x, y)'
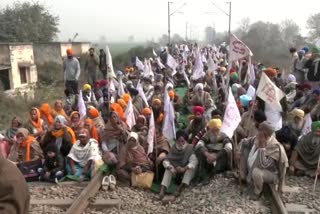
top-left (1, 42), bottom-right (320, 213)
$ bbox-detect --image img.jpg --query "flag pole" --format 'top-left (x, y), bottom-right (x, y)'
top-left (313, 153), bottom-right (320, 192)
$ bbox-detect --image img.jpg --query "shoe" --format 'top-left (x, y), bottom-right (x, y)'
top-left (102, 176), bottom-right (109, 191)
top-left (109, 175), bottom-right (116, 191)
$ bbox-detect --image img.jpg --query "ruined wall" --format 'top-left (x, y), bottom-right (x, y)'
top-left (33, 43), bottom-right (63, 65)
top-left (0, 45), bottom-right (10, 65)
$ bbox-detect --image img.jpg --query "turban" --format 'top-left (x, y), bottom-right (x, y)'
top-left (83, 84), bottom-right (91, 91)
top-left (54, 115), bottom-right (67, 126)
top-left (128, 87), bottom-right (139, 96)
top-left (110, 103), bottom-right (125, 122)
top-left (229, 68), bottom-right (236, 74)
top-left (287, 74), bottom-right (296, 83)
top-left (176, 130), bottom-right (188, 141)
top-left (231, 83), bottom-right (241, 94)
top-left (298, 50), bottom-right (305, 56)
top-left (254, 110), bottom-right (267, 123)
top-left (117, 99), bottom-right (127, 109)
top-left (122, 93), bottom-right (131, 104)
top-left (70, 111), bottom-right (81, 119)
top-left (230, 72), bottom-right (238, 80)
top-left (263, 67), bottom-right (277, 78)
top-left (142, 107), bottom-right (152, 116)
top-left (99, 80), bottom-right (108, 86)
top-left (259, 121), bottom-right (275, 136)
top-left (312, 121), bottom-right (320, 132)
top-left (194, 83), bottom-right (204, 92)
top-left (88, 107), bottom-right (99, 119)
top-left (301, 82), bottom-right (312, 90)
top-left (66, 49), bottom-right (73, 56)
top-left (193, 106), bottom-right (205, 115)
top-left (219, 67), bottom-right (227, 73)
top-left (208, 119), bottom-right (222, 129)
top-left (312, 89), bottom-right (320, 96)
top-left (290, 108), bottom-right (305, 119)
top-left (94, 82), bottom-right (100, 88)
top-left (239, 95), bottom-right (252, 107)
top-left (168, 90), bottom-right (175, 99)
top-left (302, 47), bottom-right (309, 53)
top-left (152, 98), bottom-right (162, 106)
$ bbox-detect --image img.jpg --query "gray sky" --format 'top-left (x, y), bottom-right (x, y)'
top-left (2, 0), bottom-right (320, 42)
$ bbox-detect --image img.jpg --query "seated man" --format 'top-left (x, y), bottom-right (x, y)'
top-left (67, 129), bottom-right (102, 181)
top-left (117, 132), bottom-right (153, 183)
top-left (159, 130), bottom-right (198, 199)
top-left (236, 121), bottom-right (288, 200)
top-left (195, 119), bottom-right (232, 184)
top-left (289, 121), bottom-right (320, 176)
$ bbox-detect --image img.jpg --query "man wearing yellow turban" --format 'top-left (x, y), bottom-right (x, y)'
top-left (82, 84), bottom-right (98, 107)
top-left (194, 118), bottom-right (232, 184)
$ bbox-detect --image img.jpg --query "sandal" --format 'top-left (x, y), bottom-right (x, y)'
top-left (109, 175), bottom-right (117, 191)
top-left (102, 176), bottom-right (109, 191)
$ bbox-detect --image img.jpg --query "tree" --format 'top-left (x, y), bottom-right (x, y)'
top-left (234, 17), bottom-right (250, 38)
top-left (0, 2), bottom-right (59, 42)
top-left (306, 13), bottom-right (320, 41)
top-left (172, 33), bottom-right (184, 43)
top-left (280, 19), bottom-right (300, 47)
top-left (204, 26), bottom-right (216, 44)
top-left (158, 34), bottom-right (169, 45)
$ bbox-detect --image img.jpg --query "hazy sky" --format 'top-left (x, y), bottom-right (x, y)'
top-left (2, 0), bottom-right (320, 42)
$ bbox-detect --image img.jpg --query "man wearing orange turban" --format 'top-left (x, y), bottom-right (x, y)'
top-left (263, 67), bottom-right (277, 79)
top-left (122, 93), bottom-right (131, 104)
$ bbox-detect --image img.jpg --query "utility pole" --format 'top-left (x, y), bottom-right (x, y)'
top-left (185, 22), bottom-right (188, 41)
top-left (227, 1), bottom-right (232, 41)
top-left (168, 2), bottom-right (172, 45)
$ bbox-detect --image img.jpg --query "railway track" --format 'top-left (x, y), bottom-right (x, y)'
top-left (266, 184), bottom-right (287, 214)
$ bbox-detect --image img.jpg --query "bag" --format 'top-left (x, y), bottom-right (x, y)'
top-left (131, 171), bottom-right (154, 189)
top-left (17, 159), bottom-right (43, 182)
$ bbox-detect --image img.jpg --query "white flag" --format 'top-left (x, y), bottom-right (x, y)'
top-left (207, 53), bottom-right (218, 72)
top-left (125, 99), bottom-right (136, 129)
top-left (135, 57), bottom-right (144, 71)
top-left (301, 113), bottom-right (312, 136)
top-left (143, 59), bottom-right (154, 78)
top-left (147, 112), bottom-right (155, 154)
top-left (246, 85), bottom-right (256, 99)
top-left (191, 49), bottom-right (205, 80)
top-left (167, 54), bottom-right (178, 76)
top-left (152, 49), bottom-right (157, 57)
top-left (118, 77), bottom-right (125, 97)
top-left (162, 85), bottom-right (176, 142)
top-left (256, 72), bottom-right (285, 112)
top-left (78, 90), bottom-right (87, 119)
top-left (229, 34), bottom-right (253, 62)
top-left (109, 79), bottom-right (116, 103)
top-left (105, 46), bottom-right (116, 78)
top-left (249, 63), bottom-right (256, 85)
top-left (156, 57), bottom-right (165, 69)
top-left (220, 87), bottom-right (242, 139)
top-left (136, 81), bottom-right (149, 107)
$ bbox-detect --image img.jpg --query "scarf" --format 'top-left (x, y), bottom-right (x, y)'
top-left (295, 132), bottom-right (320, 168)
top-left (52, 100), bottom-right (68, 119)
top-left (30, 108), bottom-right (43, 132)
top-left (126, 144), bottom-right (151, 168)
top-left (51, 127), bottom-right (76, 144)
top-left (68, 139), bottom-right (101, 167)
top-left (20, 135), bottom-right (35, 162)
top-left (85, 119), bottom-right (99, 142)
top-left (40, 103), bottom-right (54, 125)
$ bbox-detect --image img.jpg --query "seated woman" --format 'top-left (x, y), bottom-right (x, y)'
top-left (117, 132), bottom-right (153, 183)
top-left (159, 130), bottom-right (198, 199)
top-left (39, 103), bottom-right (54, 128)
top-left (289, 121), bottom-right (320, 176)
top-left (52, 100), bottom-right (69, 120)
top-left (101, 111), bottom-right (129, 165)
top-left (43, 115), bottom-right (76, 157)
top-left (0, 116), bottom-right (22, 158)
top-left (87, 107), bottom-right (105, 135)
top-left (84, 118), bottom-right (100, 142)
top-left (67, 129), bottom-right (102, 181)
top-left (7, 128), bottom-right (44, 163)
top-left (68, 111), bottom-right (84, 139)
top-left (132, 115), bottom-right (149, 148)
top-left (195, 119), bottom-right (232, 184)
top-left (25, 107), bottom-right (46, 142)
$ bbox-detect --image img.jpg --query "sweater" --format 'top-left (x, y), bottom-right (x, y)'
top-left (63, 57), bottom-right (81, 81)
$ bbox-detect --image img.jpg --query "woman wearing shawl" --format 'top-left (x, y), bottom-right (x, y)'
top-left (110, 103), bottom-right (126, 123)
top-left (43, 115), bottom-right (76, 157)
top-left (7, 128), bottom-right (43, 163)
top-left (68, 111), bottom-right (84, 139)
top-left (84, 118), bottom-right (100, 142)
top-left (26, 107), bottom-right (46, 142)
top-left (87, 106), bottom-right (105, 135)
top-left (52, 100), bottom-right (69, 120)
top-left (117, 132), bottom-right (153, 182)
top-left (0, 116), bottom-right (22, 158)
top-left (67, 128), bottom-right (102, 181)
top-left (289, 121), bottom-right (320, 176)
top-left (39, 103), bottom-right (54, 127)
top-left (131, 115), bottom-right (149, 149)
top-left (101, 111), bottom-right (129, 165)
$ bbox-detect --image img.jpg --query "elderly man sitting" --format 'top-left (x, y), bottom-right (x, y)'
top-left (195, 119), bottom-right (232, 184)
top-left (236, 121), bottom-right (288, 200)
top-left (67, 129), bottom-right (102, 181)
top-left (159, 130), bottom-right (198, 199)
top-left (289, 121), bottom-right (320, 176)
